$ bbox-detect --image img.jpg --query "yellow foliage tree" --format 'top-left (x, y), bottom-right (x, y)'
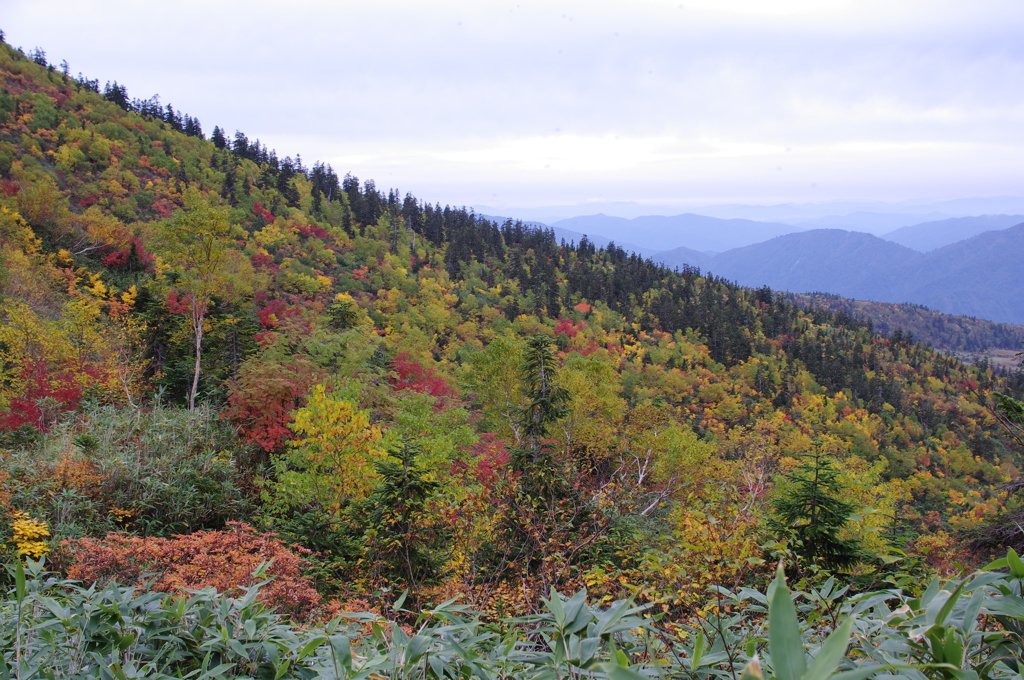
top-left (156, 187), bottom-right (238, 410)
top-left (263, 384), bottom-right (386, 520)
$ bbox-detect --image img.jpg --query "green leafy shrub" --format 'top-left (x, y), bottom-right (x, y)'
top-left (3, 551), bottom-right (1024, 679)
top-left (0, 403), bottom-right (250, 552)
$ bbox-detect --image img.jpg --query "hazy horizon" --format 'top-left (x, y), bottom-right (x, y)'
top-left (5, 0), bottom-right (1024, 211)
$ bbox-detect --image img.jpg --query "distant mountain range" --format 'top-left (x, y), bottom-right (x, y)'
top-left (668, 224), bottom-right (1024, 324)
top-left (479, 209), bottom-right (1024, 325)
top-left (526, 211), bottom-right (1024, 254)
top-left (786, 211), bottom-right (950, 235)
top-left (881, 215), bottom-right (1024, 251)
top-left (473, 195), bottom-right (1024, 225)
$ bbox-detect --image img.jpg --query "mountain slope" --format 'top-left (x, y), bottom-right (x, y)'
top-left (709, 229), bottom-right (920, 301)
top-left (904, 223), bottom-right (1024, 323)
top-left (647, 244), bottom-right (714, 272)
top-left (787, 211), bottom-right (949, 235)
top-left (785, 293), bottom-right (1024, 354)
top-left (3, 38), bottom-right (1023, 604)
top-left (882, 215), bottom-right (1024, 251)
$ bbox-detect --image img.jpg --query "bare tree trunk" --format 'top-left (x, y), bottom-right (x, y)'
top-left (189, 296), bottom-right (205, 411)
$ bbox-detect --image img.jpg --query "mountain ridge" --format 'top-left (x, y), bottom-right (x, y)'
top-left (651, 226), bottom-right (1024, 324)
top-left (882, 215), bottom-right (1024, 251)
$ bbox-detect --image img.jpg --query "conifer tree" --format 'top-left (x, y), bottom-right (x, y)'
top-left (210, 126), bottom-right (227, 149)
top-left (356, 443), bottom-right (445, 591)
top-left (768, 448), bottom-right (862, 572)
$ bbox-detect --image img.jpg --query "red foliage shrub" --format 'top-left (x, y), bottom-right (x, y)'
top-left (250, 252), bottom-right (278, 272)
top-left (164, 290), bottom-right (191, 315)
top-left (101, 237), bottom-right (154, 272)
top-left (63, 523), bottom-right (323, 619)
top-left (225, 357), bottom-right (323, 452)
top-left (256, 298), bottom-right (301, 329)
top-left (151, 198), bottom-right (176, 218)
top-left (76, 193), bottom-right (98, 208)
top-left (295, 224), bottom-right (328, 240)
top-left (252, 201), bottom-right (275, 223)
top-left (0, 362), bottom-right (82, 432)
top-left (553, 318), bottom-right (584, 339)
top-left (467, 434), bottom-right (513, 490)
top-left (390, 352), bottom-right (457, 398)
top-left (0, 179), bottom-right (21, 197)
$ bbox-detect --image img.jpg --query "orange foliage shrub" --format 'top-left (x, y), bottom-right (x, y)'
top-left (48, 452), bottom-right (106, 494)
top-left (63, 522), bottom-right (322, 618)
top-left (0, 469), bottom-right (11, 510)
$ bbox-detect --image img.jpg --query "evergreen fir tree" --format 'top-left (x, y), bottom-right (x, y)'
top-left (356, 443), bottom-right (445, 591)
top-left (210, 126), bottom-right (227, 149)
top-left (768, 448), bottom-right (862, 572)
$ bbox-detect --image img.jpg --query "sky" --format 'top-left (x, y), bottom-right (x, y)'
top-left (4, 0), bottom-right (1024, 215)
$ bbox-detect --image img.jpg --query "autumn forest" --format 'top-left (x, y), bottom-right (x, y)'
top-left (2, 36), bottom-right (1024, 679)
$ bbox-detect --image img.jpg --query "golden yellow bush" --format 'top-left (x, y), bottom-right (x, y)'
top-left (10, 511), bottom-right (50, 559)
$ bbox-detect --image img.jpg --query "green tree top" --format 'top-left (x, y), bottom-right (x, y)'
top-left (157, 186), bottom-right (238, 410)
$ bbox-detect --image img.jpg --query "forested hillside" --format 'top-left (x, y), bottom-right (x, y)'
top-left (2, 34), bottom-right (1024, 641)
top-left (658, 227), bottom-right (1024, 324)
top-left (785, 293), bottom-right (1024, 355)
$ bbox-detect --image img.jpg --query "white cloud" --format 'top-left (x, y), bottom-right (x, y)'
top-left (4, 0), bottom-right (1024, 208)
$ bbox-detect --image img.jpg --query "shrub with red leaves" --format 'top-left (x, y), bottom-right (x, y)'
top-left (101, 237), bottom-right (154, 272)
top-left (0, 179), bottom-right (21, 197)
top-left (255, 298), bottom-right (301, 329)
top-left (225, 356), bottom-right (323, 453)
top-left (296, 224), bottom-right (329, 240)
top-left (0, 362), bottom-right (82, 432)
top-left (252, 201), bottom-right (275, 223)
top-left (164, 290), bottom-right (191, 315)
top-left (250, 252), bottom-right (278, 272)
top-left (63, 523), bottom-right (323, 619)
top-left (468, 434), bottom-right (513, 491)
top-left (390, 352), bottom-right (457, 398)
top-left (553, 317), bottom-right (584, 339)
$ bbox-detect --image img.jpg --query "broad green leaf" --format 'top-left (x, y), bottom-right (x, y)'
top-left (804, 617), bottom-right (855, 680)
top-left (274, 659), bottom-right (292, 680)
top-left (692, 630), bottom-right (706, 669)
top-left (393, 589), bottom-right (410, 612)
top-left (984, 593), bottom-right (1024, 618)
top-left (942, 630), bottom-right (963, 669)
top-left (563, 590), bottom-right (592, 634)
top-left (330, 635), bottom-right (353, 671)
top-left (831, 665), bottom-right (892, 680)
top-left (406, 634), bottom-right (432, 668)
top-left (15, 561), bottom-right (25, 605)
top-left (933, 582), bottom-right (966, 627)
top-left (297, 635), bottom-right (327, 661)
top-left (769, 568), bottom-right (806, 680)
top-left (600, 662), bottom-right (650, 680)
top-left (1008, 549), bottom-right (1024, 579)
top-left (546, 590), bottom-right (566, 628)
top-left (919, 578), bottom-right (940, 608)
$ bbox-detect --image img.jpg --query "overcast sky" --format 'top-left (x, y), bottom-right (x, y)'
top-left (4, 0), bottom-right (1024, 213)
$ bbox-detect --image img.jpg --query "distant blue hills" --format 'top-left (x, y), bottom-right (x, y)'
top-left (481, 210), bottom-right (1024, 325)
